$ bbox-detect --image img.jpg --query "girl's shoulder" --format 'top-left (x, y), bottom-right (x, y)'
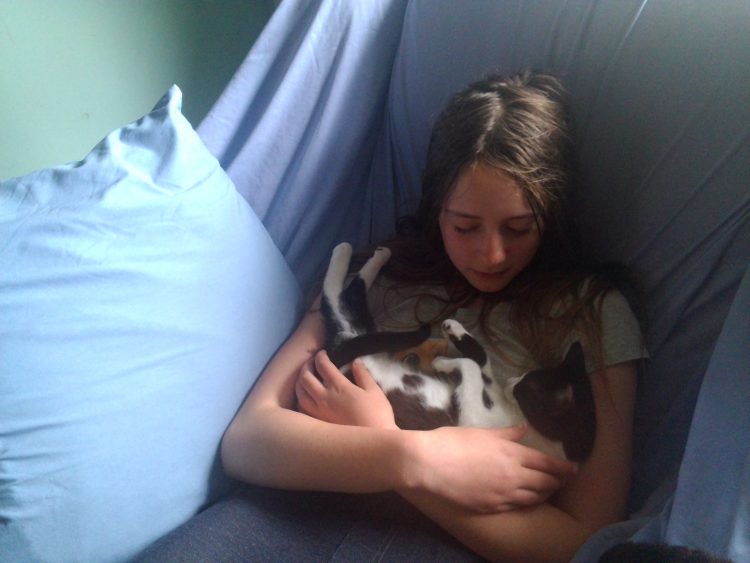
top-left (597, 287), bottom-right (649, 368)
top-left (521, 271), bottom-right (647, 371)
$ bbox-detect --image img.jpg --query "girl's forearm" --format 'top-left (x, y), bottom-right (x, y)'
top-left (221, 405), bottom-right (421, 494)
top-left (400, 489), bottom-right (593, 563)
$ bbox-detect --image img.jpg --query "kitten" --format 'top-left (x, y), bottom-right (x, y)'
top-left (321, 243), bottom-right (596, 461)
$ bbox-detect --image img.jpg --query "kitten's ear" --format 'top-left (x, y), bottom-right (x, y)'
top-left (564, 342), bottom-right (586, 371)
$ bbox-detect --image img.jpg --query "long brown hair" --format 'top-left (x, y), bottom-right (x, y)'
top-left (381, 71), bottom-right (631, 370)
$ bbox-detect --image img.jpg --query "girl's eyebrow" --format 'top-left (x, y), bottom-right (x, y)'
top-left (442, 208), bottom-right (480, 219)
top-left (506, 214), bottom-right (537, 223)
top-left (443, 208), bottom-right (535, 221)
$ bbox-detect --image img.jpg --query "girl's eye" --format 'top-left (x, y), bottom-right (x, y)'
top-left (454, 225), bottom-right (478, 234)
top-left (507, 227), bottom-right (532, 236)
top-left (504, 223), bottom-right (535, 237)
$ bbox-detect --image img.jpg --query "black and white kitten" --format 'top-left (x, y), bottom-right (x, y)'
top-left (321, 243), bottom-right (596, 461)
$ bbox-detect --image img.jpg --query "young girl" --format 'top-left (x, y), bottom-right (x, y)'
top-left (142, 72), bottom-right (645, 562)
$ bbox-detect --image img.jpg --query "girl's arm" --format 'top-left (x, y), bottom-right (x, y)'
top-left (220, 307), bottom-right (576, 512)
top-left (220, 307), bottom-right (411, 493)
top-left (400, 361), bottom-right (638, 563)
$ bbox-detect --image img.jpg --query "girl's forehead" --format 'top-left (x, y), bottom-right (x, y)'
top-left (444, 164), bottom-right (532, 217)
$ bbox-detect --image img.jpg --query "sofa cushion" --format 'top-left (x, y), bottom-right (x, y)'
top-left (0, 86), bottom-right (301, 562)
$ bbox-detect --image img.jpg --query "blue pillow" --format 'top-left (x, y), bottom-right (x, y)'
top-left (0, 86), bottom-right (302, 562)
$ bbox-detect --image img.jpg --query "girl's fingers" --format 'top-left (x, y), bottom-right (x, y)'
top-left (510, 488), bottom-right (544, 507)
top-left (295, 375), bottom-right (316, 413)
top-left (314, 350), bottom-right (349, 387)
top-left (519, 469), bottom-right (564, 497)
top-left (493, 423), bottom-right (528, 443)
top-left (351, 359), bottom-right (376, 390)
top-left (494, 423), bottom-right (575, 478)
top-left (493, 424), bottom-right (576, 488)
top-left (296, 361), bottom-right (325, 399)
top-left (518, 446), bottom-right (578, 480)
top-left (295, 378), bottom-right (313, 409)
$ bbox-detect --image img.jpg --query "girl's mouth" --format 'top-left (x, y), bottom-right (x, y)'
top-left (472, 268), bottom-right (509, 278)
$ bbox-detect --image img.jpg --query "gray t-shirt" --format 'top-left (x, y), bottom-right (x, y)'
top-left (367, 278), bottom-right (647, 380)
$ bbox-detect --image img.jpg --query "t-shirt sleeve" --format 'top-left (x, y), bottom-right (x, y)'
top-left (599, 289), bottom-right (649, 369)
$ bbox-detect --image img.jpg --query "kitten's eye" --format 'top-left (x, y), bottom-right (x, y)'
top-left (402, 353), bottom-right (421, 370)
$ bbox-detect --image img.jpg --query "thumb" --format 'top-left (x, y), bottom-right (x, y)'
top-left (351, 359), bottom-right (377, 389)
top-left (496, 422), bottom-right (529, 442)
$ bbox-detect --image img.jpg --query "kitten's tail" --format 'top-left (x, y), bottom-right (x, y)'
top-left (328, 325), bottom-right (431, 368)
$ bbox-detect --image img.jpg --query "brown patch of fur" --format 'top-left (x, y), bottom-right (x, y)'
top-left (392, 339), bottom-right (449, 373)
top-left (401, 374), bottom-right (424, 389)
top-left (387, 389), bottom-right (457, 430)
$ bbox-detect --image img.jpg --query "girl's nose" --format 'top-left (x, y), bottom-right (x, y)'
top-left (482, 233), bottom-right (506, 266)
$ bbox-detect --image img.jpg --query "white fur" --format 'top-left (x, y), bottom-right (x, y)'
top-left (357, 246), bottom-right (391, 289)
top-left (323, 243), bottom-right (355, 338)
top-left (361, 355), bottom-right (454, 410)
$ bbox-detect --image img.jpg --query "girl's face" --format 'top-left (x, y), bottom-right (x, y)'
top-left (438, 163), bottom-right (541, 294)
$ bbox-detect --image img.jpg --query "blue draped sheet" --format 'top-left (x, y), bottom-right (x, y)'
top-left (198, 0), bottom-right (750, 559)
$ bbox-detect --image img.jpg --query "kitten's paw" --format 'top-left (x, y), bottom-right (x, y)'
top-left (441, 320), bottom-right (489, 374)
top-left (372, 246), bottom-right (392, 262)
top-left (441, 319), bottom-right (468, 342)
top-left (358, 246), bottom-right (391, 287)
top-left (332, 242), bottom-right (353, 258)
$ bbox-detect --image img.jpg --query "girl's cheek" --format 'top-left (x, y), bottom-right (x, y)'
top-left (444, 234), bottom-right (468, 265)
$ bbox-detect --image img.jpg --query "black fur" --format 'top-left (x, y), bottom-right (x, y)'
top-left (513, 342), bottom-right (595, 461)
top-left (327, 324), bottom-right (431, 371)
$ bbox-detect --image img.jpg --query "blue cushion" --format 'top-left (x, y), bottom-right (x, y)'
top-left (0, 86), bottom-right (302, 562)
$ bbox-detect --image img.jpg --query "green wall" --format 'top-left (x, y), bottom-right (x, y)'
top-left (0, 0), bottom-right (276, 180)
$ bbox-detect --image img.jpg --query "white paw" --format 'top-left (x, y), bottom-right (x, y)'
top-left (368, 246), bottom-right (391, 269)
top-left (373, 246), bottom-right (392, 260)
top-left (441, 319), bottom-right (467, 339)
top-left (332, 242), bottom-right (353, 258)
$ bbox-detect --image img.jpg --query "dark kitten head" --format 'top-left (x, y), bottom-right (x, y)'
top-left (513, 342), bottom-right (585, 416)
top-left (512, 342), bottom-right (595, 460)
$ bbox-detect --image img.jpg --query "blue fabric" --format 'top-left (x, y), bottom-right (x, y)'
top-left (0, 86), bottom-right (302, 562)
top-left (136, 486), bottom-right (482, 562)
top-left (198, 0), bottom-right (749, 559)
top-left (639, 265), bottom-right (750, 561)
top-left (198, 0), bottom-right (409, 290)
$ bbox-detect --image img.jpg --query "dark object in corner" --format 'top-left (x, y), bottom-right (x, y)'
top-left (599, 542), bottom-right (733, 562)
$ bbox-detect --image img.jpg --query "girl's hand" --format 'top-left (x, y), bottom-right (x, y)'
top-left (406, 424), bottom-right (578, 514)
top-left (296, 350), bottom-right (397, 429)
